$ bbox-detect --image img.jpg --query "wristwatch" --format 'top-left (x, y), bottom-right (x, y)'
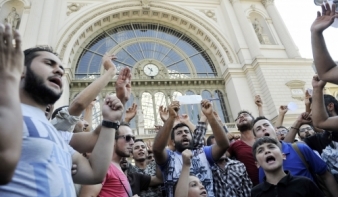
top-left (102, 120), bottom-right (120, 130)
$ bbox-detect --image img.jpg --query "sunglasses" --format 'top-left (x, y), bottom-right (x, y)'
top-left (116, 135), bottom-right (135, 142)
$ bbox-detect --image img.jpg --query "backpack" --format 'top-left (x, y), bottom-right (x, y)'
top-left (292, 143), bottom-right (332, 197)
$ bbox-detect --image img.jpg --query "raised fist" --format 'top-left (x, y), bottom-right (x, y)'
top-left (102, 95), bottom-right (124, 122)
top-left (182, 149), bottom-right (192, 166)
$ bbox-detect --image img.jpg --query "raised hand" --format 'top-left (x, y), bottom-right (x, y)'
top-left (116, 67), bottom-right (132, 105)
top-left (311, 3), bottom-right (338, 33)
top-left (201, 100), bottom-right (213, 116)
top-left (180, 114), bottom-right (190, 124)
top-left (305, 90), bottom-right (312, 106)
top-left (154, 124), bottom-right (162, 132)
top-left (297, 112), bottom-right (312, 125)
top-left (213, 111), bottom-right (223, 125)
top-left (0, 24), bottom-right (23, 81)
top-left (146, 140), bottom-right (153, 152)
top-left (159, 105), bottom-right (169, 122)
top-left (181, 149), bottom-right (192, 166)
top-left (102, 95), bottom-right (124, 122)
top-left (168, 101), bottom-right (180, 119)
top-left (279, 105), bottom-right (288, 115)
top-left (312, 74), bottom-right (327, 89)
top-left (125, 103), bottom-right (137, 123)
top-left (255, 95), bottom-right (263, 107)
top-left (102, 53), bottom-right (117, 72)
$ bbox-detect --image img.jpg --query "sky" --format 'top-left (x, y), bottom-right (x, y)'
top-left (275, 0), bottom-right (338, 60)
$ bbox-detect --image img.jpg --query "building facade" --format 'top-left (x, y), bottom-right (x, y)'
top-left (2, 0), bottom-right (338, 139)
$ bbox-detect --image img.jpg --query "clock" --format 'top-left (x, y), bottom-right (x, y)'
top-left (144, 64), bottom-right (159, 77)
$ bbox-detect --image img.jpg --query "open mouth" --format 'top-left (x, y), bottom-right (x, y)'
top-left (200, 190), bottom-right (207, 196)
top-left (182, 138), bottom-right (190, 145)
top-left (264, 133), bottom-right (270, 137)
top-left (265, 155), bottom-right (276, 164)
top-left (48, 77), bottom-right (62, 88)
top-left (305, 133), bottom-right (311, 138)
top-left (138, 152), bottom-right (145, 156)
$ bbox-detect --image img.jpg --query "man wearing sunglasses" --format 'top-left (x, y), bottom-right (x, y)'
top-left (80, 123), bottom-right (136, 197)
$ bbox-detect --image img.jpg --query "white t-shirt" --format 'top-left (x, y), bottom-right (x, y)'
top-left (0, 104), bottom-right (76, 197)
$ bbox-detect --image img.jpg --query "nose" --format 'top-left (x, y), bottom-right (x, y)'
top-left (200, 184), bottom-right (205, 190)
top-left (54, 65), bottom-right (64, 77)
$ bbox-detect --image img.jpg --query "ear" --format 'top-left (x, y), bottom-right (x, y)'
top-left (255, 161), bottom-right (260, 169)
top-left (282, 153), bottom-right (286, 160)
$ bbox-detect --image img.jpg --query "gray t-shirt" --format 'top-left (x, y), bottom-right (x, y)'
top-left (0, 104), bottom-right (76, 197)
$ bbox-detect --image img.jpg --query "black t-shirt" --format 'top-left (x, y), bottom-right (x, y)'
top-left (304, 130), bottom-right (332, 154)
top-left (127, 172), bottom-right (151, 195)
top-left (251, 171), bottom-right (324, 197)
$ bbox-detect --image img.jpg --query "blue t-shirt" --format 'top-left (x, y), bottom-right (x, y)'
top-left (0, 104), bottom-right (76, 197)
top-left (159, 147), bottom-right (215, 197)
top-left (259, 141), bottom-right (327, 183)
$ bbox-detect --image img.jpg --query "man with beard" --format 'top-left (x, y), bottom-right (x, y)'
top-left (79, 124), bottom-right (135, 197)
top-left (252, 116), bottom-right (338, 196)
top-left (129, 139), bottom-right (163, 197)
top-left (0, 24), bottom-right (23, 185)
top-left (227, 110), bottom-right (259, 186)
top-left (153, 100), bottom-right (230, 197)
top-left (0, 36), bottom-right (123, 196)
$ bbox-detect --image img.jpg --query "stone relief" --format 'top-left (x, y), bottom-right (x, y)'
top-left (67, 3), bottom-right (88, 16)
top-left (5, 7), bottom-right (20, 29)
top-left (252, 18), bottom-right (271, 45)
top-left (141, 0), bottom-right (151, 10)
top-left (199, 10), bottom-right (217, 21)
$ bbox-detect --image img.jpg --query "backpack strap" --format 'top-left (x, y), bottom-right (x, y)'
top-left (291, 142), bottom-right (310, 170)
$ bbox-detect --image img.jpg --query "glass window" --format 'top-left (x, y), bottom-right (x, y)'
top-left (141, 92), bottom-right (155, 128)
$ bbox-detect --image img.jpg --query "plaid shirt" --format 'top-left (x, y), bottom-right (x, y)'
top-left (211, 159), bottom-right (252, 197)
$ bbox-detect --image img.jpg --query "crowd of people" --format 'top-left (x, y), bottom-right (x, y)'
top-left (0, 2), bottom-right (338, 197)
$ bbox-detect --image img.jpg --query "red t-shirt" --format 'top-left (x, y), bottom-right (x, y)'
top-left (228, 140), bottom-right (259, 186)
top-left (99, 163), bottom-right (132, 197)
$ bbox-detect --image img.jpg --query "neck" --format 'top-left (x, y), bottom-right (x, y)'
top-left (135, 160), bottom-right (147, 169)
top-left (240, 130), bottom-right (255, 141)
top-left (20, 88), bottom-right (46, 111)
top-left (265, 168), bottom-right (286, 185)
top-left (112, 151), bottom-right (122, 164)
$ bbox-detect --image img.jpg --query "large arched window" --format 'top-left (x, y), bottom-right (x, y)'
top-left (75, 23), bottom-right (217, 79)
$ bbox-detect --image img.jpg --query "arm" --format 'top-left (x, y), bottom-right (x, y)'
top-left (274, 105), bottom-right (288, 128)
top-left (0, 24), bottom-right (23, 184)
top-left (304, 90), bottom-right (312, 113)
top-left (255, 95), bottom-right (264, 116)
top-left (311, 3), bottom-right (338, 84)
top-left (149, 165), bottom-right (163, 186)
top-left (180, 114), bottom-right (196, 132)
top-left (124, 103), bottom-right (137, 123)
top-left (174, 149), bottom-right (192, 197)
top-left (69, 125), bottom-right (101, 153)
top-left (79, 184), bottom-right (102, 197)
top-left (311, 75), bottom-right (338, 131)
top-left (72, 95), bottom-right (123, 184)
top-left (116, 67), bottom-right (132, 106)
top-left (201, 100), bottom-right (230, 160)
top-left (283, 112), bottom-right (311, 143)
top-left (83, 100), bottom-right (95, 132)
top-left (319, 170), bottom-right (338, 196)
top-left (153, 102), bottom-right (180, 165)
top-left (69, 54), bottom-right (117, 116)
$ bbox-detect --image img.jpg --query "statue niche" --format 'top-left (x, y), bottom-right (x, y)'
top-left (5, 7), bottom-right (21, 29)
top-left (252, 18), bottom-right (271, 45)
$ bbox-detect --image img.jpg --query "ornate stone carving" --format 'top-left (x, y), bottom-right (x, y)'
top-left (199, 10), bottom-right (217, 21)
top-left (141, 0), bottom-right (151, 10)
top-left (5, 7), bottom-right (21, 29)
top-left (262, 0), bottom-right (274, 7)
top-left (252, 18), bottom-right (271, 45)
top-left (67, 3), bottom-right (88, 16)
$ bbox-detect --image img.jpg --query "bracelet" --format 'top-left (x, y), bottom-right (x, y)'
top-left (291, 127), bottom-right (299, 131)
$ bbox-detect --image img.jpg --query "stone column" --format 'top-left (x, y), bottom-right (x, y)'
top-left (262, 0), bottom-right (301, 58)
top-left (37, 0), bottom-right (56, 45)
top-left (230, 0), bottom-right (263, 59)
top-left (152, 94), bottom-right (158, 126)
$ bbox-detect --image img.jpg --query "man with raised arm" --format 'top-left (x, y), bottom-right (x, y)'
top-left (153, 100), bottom-right (230, 197)
top-left (0, 44), bottom-right (123, 196)
top-left (0, 24), bottom-right (23, 185)
top-left (311, 3), bottom-right (338, 84)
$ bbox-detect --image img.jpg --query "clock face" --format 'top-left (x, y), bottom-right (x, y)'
top-left (144, 64), bottom-right (159, 77)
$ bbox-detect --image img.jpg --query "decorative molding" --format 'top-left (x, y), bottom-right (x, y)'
top-left (67, 3), bottom-right (88, 16)
top-left (229, 0), bottom-right (240, 5)
top-left (285, 80), bottom-right (306, 101)
top-left (140, 0), bottom-right (151, 10)
top-left (262, 0), bottom-right (274, 7)
top-left (199, 9), bottom-right (217, 21)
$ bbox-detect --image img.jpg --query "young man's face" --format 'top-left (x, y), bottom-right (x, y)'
top-left (188, 176), bottom-right (207, 197)
top-left (174, 126), bottom-right (193, 152)
top-left (276, 128), bottom-right (288, 141)
top-left (299, 124), bottom-right (315, 140)
top-left (253, 119), bottom-right (278, 140)
top-left (115, 126), bottom-right (135, 157)
top-left (132, 141), bottom-right (147, 162)
top-left (255, 143), bottom-right (285, 172)
top-left (235, 112), bottom-right (253, 132)
top-left (23, 51), bottom-right (64, 105)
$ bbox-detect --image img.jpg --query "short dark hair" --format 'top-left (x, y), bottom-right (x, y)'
top-left (206, 135), bottom-right (215, 146)
top-left (252, 116), bottom-right (271, 136)
top-left (252, 137), bottom-right (279, 161)
top-left (309, 94), bottom-right (338, 115)
top-left (171, 123), bottom-right (191, 140)
top-left (115, 123), bottom-right (131, 139)
top-left (24, 46), bottom-right (58, 67)
top-left (236, 110), bottom-right (255, 121)
top-left (51, 105), bottom-right (69, 120)
top-left (297, 124), bottom-right (314, 137)
top-left (134, 139), bottom-right (144, 143)
top-left (276, 126), bottom-right (289, 132)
